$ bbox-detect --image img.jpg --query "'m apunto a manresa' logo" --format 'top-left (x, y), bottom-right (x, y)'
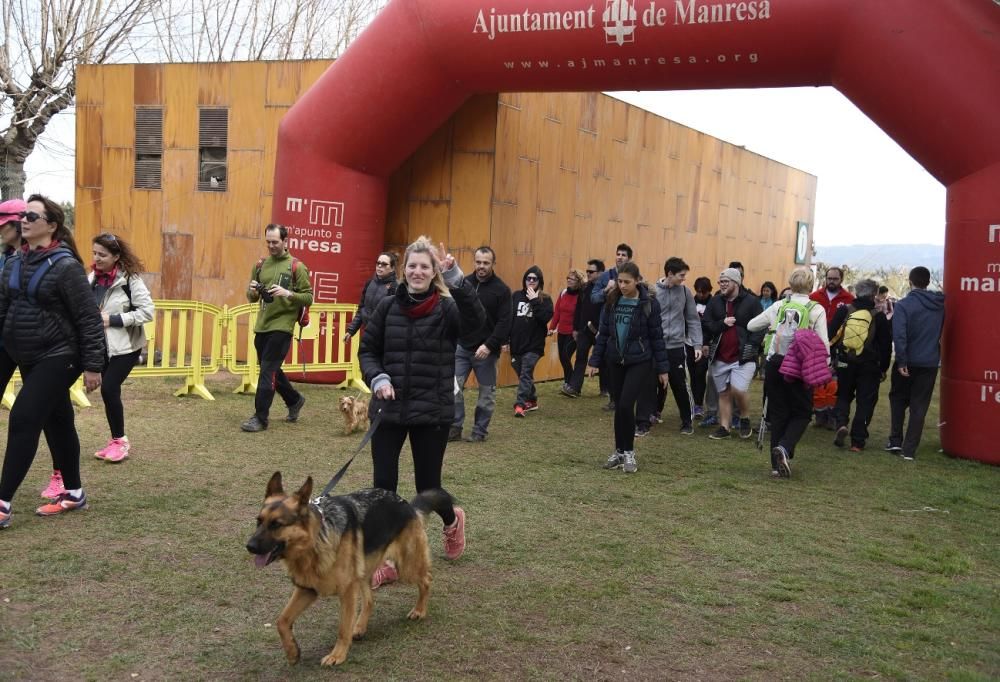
top-left (472, 1), bottom-right (771, 42)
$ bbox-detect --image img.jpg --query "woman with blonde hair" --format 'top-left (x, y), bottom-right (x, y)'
top-left (88, 232), bottom-right (155, 462)
top-left (359, 237), bottom-right (485, 587)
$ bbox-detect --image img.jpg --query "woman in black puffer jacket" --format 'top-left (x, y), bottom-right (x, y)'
top-left (360, 236), bottom-right (485, 585)
top-left (0, 195), bottom-right (106, 530)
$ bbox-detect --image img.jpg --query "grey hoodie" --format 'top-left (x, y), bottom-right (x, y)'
top-left (654, 279), bottom-right (703, 349)
top-left (892, 288), bottom-right (945, 368)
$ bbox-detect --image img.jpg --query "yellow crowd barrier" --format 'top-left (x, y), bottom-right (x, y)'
top-left (1, 300), bottom-right (367, 409)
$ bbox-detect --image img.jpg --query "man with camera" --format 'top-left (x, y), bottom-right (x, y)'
top-left (241, 223), bottom-right (313, 432)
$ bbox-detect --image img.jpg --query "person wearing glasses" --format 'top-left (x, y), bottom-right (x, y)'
top-left (87, 233), bottom-right (155, 463)
top-left (343, 252), bottom-right (398, 343)
top-left (564, 259), bottom-right (606, 398)
top-left (507, 266), bottom-right (553, 417)
top-left (0, 195), bottom-right (106, 529)
top-left (450, 245), bottom-right (512, 443)
top-left (242, 224), bottom-right (313, 433)
top-left (548, 268), bottom-right (585, 392)
top-left (702, 267), bottom-right (764, 440)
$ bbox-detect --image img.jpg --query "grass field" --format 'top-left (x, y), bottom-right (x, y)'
top-left (0, 373), bottom-right (997, 681)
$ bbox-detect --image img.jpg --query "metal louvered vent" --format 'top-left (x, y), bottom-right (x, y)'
top-left (134, 107), bottom-right (163, 189)
top-left (198, 107), bottom-right (228, 192)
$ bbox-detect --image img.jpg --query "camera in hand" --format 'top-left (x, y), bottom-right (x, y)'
top-left (255, 282), bottom-right (274, 303)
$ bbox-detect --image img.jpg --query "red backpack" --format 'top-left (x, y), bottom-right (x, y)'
top-left (255, 257), bottom-right (310, 328)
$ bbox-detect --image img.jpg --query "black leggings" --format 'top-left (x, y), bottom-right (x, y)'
top-left (101, 350), bottom-right (140, 438)
top-left (556, 333), bottom-right (576, 384)
top-left (608, 362), bottom-right (650, 453)
top-left (370, 422), bottom-right (456, 525)
top-left (0, 356), bottom-right (83, 502)
top-left (254, 331), bottom-right (300, 422)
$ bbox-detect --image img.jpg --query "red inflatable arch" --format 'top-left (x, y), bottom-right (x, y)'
top-left (272, 0), bottom-right (1000, 464)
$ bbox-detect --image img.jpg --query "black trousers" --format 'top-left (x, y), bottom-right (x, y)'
top-left (835, 363), bottom-right (882, 447)
top-left (569, 329), bottom-right (607, 394)
top-left (556, 333), bottom-right (577, 385)
top-left (0, 356), bottom-right (83, 502)
top-left (889, 364), bottom-right (938, 458)
top-left (101, 350), bottom-right (140, 438)
top-left (765, 355), bottom-right (813, 464)
top-left (370, 422), bottom-right (455, 525)
top-left (608, 362), bottom-right (650, 453)
top-left (655, 347), bottom-right (692, 426)
top-left (253, 331), bottom-right (301, 423)
top-left (688, 345), bottom-right (708, 407)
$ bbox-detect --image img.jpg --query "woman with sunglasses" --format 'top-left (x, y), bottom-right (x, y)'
top-left (87, 232), bottom-right (155, 463)
top-left (342, 252), bottom-right (398, 343)
top-left (0, 195), bottom-right (106, 529)
top-left (507, 266), bottom-right (553, 417)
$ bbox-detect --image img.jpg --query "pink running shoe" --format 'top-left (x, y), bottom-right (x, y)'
top-left (94, 439), bottom-right (114, 460)
top-left (443, 506), bottom-right (466, 560)
top-left (40, 471), bottom-right (65, 499)
top-left (103, 437), bottom-right (131, 463)
top-left (371, 560), bottom-right (398, 589)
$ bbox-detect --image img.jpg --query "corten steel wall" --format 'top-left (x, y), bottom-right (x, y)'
top-left (386, 91), bottom-right (815, 385)
top-left (75, 62), bottom-right (814, 386)
top-left (273, 0), bottom-right (1000, 463)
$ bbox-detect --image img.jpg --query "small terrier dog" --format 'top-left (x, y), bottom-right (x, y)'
top-left (338, 395), bottom-right (370, 435)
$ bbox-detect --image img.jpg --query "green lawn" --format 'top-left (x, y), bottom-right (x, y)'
top-left (0, 374), bottom-right (997, 681)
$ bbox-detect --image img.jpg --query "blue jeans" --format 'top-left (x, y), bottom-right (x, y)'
top-left (512, 352), bottom-right (541, 407)
top-left (453, 345), bottom-right (498, 437)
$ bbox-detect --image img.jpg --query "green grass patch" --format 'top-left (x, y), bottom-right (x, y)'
top-left (0, 374), bottom-right (997, 680)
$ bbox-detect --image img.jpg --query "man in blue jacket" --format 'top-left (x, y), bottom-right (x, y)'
top-left (887, 266), bottom-right (945, 461)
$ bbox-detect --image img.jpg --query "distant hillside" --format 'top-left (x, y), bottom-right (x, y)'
top-left (814, 244), bottom-right (943, 271)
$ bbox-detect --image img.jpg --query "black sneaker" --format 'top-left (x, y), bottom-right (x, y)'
top-left (241, 416), bottom-right (267, 432)
top-left (680, 423), bottom-right (694, 435)
top-left (773, 445), bottom-right (791, 478)
top-left (463, 432), bottom-right (487, 443)
top-left (448, 426), bottom-right (463, 442)
top-left (560, 384), bottom-right (581, 398)
top-left (286, 395), bottom-right (306, 422)
top-left (739, 418), bottom-right (753, 439)
top-left (708, 426), bottom-right (731, 440)
top-left (635, 424), bottom-right (650, 438)
top-left (834, 426), bottom-right (848, 448)
top-left (884, 443), bottom-right (903, 453)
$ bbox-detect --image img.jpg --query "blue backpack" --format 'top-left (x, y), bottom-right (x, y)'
top-left (7, 251), bottom-right (74, 304)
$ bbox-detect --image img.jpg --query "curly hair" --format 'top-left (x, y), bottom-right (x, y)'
top-left (92, 232), bottom-right (146, 276)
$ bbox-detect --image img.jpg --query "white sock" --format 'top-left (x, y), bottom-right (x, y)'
top-left (67, 488), bottom-right (83, 498)
top-left (0, 499), bottom-right (10, 512)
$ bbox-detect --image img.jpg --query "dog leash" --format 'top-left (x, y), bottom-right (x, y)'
top-left (317, 406), bottom-right (383, 499)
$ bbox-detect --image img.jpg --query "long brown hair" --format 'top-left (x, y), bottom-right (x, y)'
top-left (93, 232), bottom-right (146, 276)
top-left (26, 194), bottom-right (83, 263)
top-left (606, 262), bottom-right (641, 309)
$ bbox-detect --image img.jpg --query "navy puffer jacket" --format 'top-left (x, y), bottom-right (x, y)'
top-left (0, 244), bottom-right (106, 372)
top-left (588, 285), bottom-right (669, 373)
top-left (360, 269), bottom-right (486, 425)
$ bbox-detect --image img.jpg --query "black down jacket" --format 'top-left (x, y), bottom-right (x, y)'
top-left (0, 244), bottom-right (106, 372)
top-left (360, 275), bottom-right (486, 425)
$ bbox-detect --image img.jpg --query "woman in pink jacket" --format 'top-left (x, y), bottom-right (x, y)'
top-left (748, 268), bottom-right (829, 479)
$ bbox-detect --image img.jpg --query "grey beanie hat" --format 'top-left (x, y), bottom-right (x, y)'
top-left (720, 267), bottom-right (742, 285)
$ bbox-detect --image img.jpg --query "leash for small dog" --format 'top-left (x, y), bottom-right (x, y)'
top-left (317, 406), bottom-right (383, 499)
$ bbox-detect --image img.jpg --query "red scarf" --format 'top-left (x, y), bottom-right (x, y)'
top-left (93, 265), bottom-right (118, 287)
top-left (402, 289), bottom-right (440, 318)
top-left (22, 239), bottom-right (62, 255)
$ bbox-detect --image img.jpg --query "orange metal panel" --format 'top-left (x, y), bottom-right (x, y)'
top-left (161, 149), bottom-right (199, 233)
top-left (262, 106), bottom-right (288, 195)
top-left (197, 63), bottom-right (230, 106)
top-left (225, 150), bottom-right (266, 238)
top-left (99, 148), bottom-right (132, 230)
top-left (453, 93), bottom-right (499, 152)
top-left (133, 64), bottom-right (163, 105)
top-left (130, 190), bottom-right (164, 274)
top-left (493, 100), bottom-right (520, 205)
top-left (76, 106), bottom-right (103, 189)
top-left (229, 63), bottom-right (267, 150)
top-left (449, 152), bottom-right (494, 256)
top-left (74, 188), bottom-right (102, 242)
top-left (163, 64), bottom-right (199, 149)
top-left (102, 66), bottom-right (134, 148)
top-left (409, 123), bottom-right (453, 201)
top-left (266, 61), bottom-right (302, 106)
top-left (191, 192), bottom-right (225, 279)
top-left (76, 65), bottom-right (102, 105)
top-left (161, 232), bottom-right (194, 299)
top-left (407, 200), bottom-right (450, 245)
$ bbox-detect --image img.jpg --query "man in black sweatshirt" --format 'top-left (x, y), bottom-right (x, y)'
top-left (450, 246), bottom-right (512, 442)
top-left (507, 266), bottom-right (554, 417)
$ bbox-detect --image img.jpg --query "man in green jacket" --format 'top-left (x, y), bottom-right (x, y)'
top-left (241, 224), bottom-right (314, 432)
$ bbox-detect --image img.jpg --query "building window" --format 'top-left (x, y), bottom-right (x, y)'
top-left (198, 108), bottom-right (228, 191)
top-left (134, 107), bottom-right (163, 190)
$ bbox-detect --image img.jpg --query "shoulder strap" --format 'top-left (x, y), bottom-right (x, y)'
top-left (121, 274), bottom-right (134, 310)
top-left (11, 251), bottom-right (74, 305)
top-left (254, 257), bottom-right (265, 281)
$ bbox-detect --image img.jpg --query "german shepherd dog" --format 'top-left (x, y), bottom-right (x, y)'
top-left (246, 472), bottom-right (453, 666)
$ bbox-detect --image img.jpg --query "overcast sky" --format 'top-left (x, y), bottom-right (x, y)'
top-left (26, 86), bottom-right (946, 247)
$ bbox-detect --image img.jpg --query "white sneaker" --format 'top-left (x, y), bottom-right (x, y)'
top-left (622, 451), bottom-right (638, 473)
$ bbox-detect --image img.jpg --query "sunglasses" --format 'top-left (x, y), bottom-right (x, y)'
top-left (586, 269), bottom-right (598, 274)
top-left (375, 260), bottom-right (391, 267)
top-left (525, 276), bottom-right (538, 281)
top-left (19, 211), bottom-right (47, 223)
top-left (98, 232), bottom-right (118, 244)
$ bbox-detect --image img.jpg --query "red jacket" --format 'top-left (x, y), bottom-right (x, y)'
top-left (809, 287), bottom-right (854, 325)
top-left (549, 288), bottom-right (579, 335)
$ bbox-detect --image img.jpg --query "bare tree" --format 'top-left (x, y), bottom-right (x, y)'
top-left (0, 0), bottom-right (388, 200)
top-left (1, 0), bottom-right (152, 199)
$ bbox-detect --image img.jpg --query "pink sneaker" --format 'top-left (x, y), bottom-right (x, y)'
top-left (40, 471), bottom-right (65, 499)
top-left (371, 560), bottom-right (398, 589)
top-left (443, 506), bottom-right (466, 560)
top-left (94, 439), bottom-right (115, 460)
top-left (103, 437), bottom-right (131, 463)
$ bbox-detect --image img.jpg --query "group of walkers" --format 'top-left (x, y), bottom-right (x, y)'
top-left (0, 195), bottom-right (153, 529)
